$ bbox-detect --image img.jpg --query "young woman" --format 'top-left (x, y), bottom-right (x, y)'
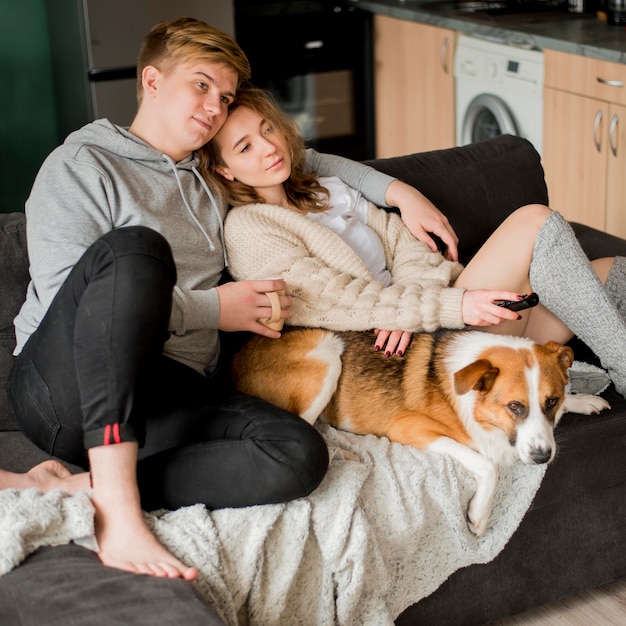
top-left (2, 18), bottom-right (460, 580)
top-left (206, 87), bottom-right (626, 396)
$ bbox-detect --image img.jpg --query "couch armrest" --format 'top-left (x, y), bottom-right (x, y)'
top-left (364, 135), bottom-right (548, 265)
top-left (0, 212), bottom-right (28, 432)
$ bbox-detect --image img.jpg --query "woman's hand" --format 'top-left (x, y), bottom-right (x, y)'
top-left (216, 279), bottom-right (292, 337)
top-left (374, 329), bottom-right (413, 356)
top-left (384, 179), bottom-right (459, 262)
top-left (461, 289), bottom-right (529, 327)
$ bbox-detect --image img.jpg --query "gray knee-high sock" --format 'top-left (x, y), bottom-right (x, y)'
top-left (529, 211), bottom-right (626, 396)
top-left (605, 256), bottom-right (626, 315)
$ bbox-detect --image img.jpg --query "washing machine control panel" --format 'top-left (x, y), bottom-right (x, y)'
top-left (454, 36), bottom-right (544, 96)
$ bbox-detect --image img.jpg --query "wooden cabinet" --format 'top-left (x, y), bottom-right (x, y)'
top-left (373, 15), bottom-right (455, 158)
top-left (543, 50), bottom-right (626, 237)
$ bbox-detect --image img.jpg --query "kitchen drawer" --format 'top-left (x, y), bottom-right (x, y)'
top-left (544, 49), bottom-right (626, 106)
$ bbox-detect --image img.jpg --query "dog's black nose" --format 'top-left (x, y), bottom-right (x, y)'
top-left (529, 448), bottom-right (552, 464)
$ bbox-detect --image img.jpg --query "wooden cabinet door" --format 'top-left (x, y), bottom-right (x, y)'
top-left (373, 15), bottom-right (454, 158)
top-left (544, 49), bottom-right (626, 107)
top-left (605, 103), bottom-right (626, 238)
top-left (543, 86), bottom-right (608, 231)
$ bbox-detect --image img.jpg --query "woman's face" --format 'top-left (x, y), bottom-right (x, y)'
top-left (214, 106), bottom-right (292, 192)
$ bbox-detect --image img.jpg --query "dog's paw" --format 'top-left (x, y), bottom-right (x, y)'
top-left (466, 498), bottom-right (491, 537)
top-left (563, 393), bottom-right (611, 415)
top-left (467, 513), bottom-right (488, 537)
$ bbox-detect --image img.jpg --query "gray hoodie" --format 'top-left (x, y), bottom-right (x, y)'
top-left (14, 119), bottom-right (394, 375)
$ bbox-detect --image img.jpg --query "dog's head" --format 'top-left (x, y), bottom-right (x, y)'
top-left (453, 340), bottom-right (573, 465)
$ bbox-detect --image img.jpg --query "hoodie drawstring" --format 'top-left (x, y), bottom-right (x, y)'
top-left (193, 166), bottom-right (228, 268)
top-left (160, 154), bottom-right (228, 267)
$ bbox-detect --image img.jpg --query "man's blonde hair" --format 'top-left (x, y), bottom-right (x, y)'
top-left (136, 17), bottom-right (251, 102)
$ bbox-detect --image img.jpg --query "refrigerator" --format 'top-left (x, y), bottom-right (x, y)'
top-left (45, 0), bottom-right (234, 141)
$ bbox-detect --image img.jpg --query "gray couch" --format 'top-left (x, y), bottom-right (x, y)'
top-left (1, 135), bottom-right (625, 624)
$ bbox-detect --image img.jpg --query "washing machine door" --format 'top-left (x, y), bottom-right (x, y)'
top-left (461, 94), bottom-right (518, 144)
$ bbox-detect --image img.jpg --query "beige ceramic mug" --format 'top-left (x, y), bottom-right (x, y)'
top-left (258, 289), bottom-right (285, 331)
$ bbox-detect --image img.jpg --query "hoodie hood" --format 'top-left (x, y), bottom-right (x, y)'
top-left (66, 119), bottom-right (199, 169)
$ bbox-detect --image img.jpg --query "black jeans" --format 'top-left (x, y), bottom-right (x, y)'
top-left (8, 227), bottom-right (328, 510)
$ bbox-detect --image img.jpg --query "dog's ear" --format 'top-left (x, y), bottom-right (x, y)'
top-left (454, 359), bottom-right (499, 395)
top-left (543, 341), bottom-right (575, 373)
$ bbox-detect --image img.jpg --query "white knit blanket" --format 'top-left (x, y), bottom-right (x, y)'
top-left (0, 424), bottom-right (545, 625)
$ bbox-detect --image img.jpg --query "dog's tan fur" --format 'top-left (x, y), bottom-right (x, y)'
top-left (231, 328), bottom-right (609, 534)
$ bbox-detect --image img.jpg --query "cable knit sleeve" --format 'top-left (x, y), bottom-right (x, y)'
top-left (365, 203), bottom-right (466, 329)
top-left (224, 204), bottom-right (466, 333)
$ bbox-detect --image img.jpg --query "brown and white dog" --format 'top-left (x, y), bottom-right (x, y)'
top-left (230, 328), bottom-right (609, 536)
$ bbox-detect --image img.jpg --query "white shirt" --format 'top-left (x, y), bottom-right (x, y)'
top-left (307, 176), bottom-right (392, 286)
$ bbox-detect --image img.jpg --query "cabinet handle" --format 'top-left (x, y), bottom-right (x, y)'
top-left (440, 38), bottom-right (449, 75)
top-left (609, 113), bottom-right (619, 157)
top-left (593, 109), bottom-right (603, 152)
top-left (596, 77), bottom-right (625, 88)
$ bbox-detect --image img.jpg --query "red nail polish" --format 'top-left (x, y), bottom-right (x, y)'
top-left (375, 345), bottom-right (381, 351)
top-left (397, 350), bottom-right (403, 357)
top-left (385, 351), bottom-right (391, 357)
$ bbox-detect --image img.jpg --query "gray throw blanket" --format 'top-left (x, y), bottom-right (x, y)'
top-left (0, 424), bottom-right (545, 625)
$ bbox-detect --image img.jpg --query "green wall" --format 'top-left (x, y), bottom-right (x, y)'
top-left (0, 0), bottom-right (59, 213)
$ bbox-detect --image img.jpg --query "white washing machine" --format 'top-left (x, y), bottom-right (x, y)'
top-left (454, 35), bottom-right (544, 155)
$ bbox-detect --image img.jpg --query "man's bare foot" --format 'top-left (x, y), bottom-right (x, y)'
top-left (89, 441), bottom-right (198, 581)
top-left (0, 460), bottom-right (89, 493)
top-left (94, 503), bottom-right (198, 581)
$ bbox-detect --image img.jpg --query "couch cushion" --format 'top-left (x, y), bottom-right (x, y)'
top-left (0, 213), bottom-right (28, 431)
top-left (0, 544), bottom-right (226, 626)
top-left (364, 134), bottom-right (549, 266)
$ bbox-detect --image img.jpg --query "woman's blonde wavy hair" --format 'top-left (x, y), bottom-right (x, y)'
top-left (200, 86), bottom-right (330, 213)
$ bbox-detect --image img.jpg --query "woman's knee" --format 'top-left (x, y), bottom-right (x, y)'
top-left (511, 203), bottom-right (552, 220)
top-left (511, 204), bottom-right (553, 230)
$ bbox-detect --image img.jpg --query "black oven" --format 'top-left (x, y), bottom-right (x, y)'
top-left (234, 1), bottom-right (375, 160)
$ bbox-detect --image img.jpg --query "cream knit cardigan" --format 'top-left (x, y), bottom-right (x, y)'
top-left (224, 201), bottom-right (466, 332)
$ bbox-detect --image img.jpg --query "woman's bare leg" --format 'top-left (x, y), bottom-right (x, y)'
top-left (0, 461), bottom-right (89, 493)
top-left (456, 204), bottom-right (549, 295)
top-left (89, 441), bottom-right (198, 580)
top-left (454, 204), bottom-right (619, 347)
top-left (459, 206), bottom-right (625, 394)
top-left (454, 204), bottom-right (571, 340)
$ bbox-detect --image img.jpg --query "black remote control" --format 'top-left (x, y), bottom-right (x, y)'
top-left (495, 292), bottom-right (539, 312)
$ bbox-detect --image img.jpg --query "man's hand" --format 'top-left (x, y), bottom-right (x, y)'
top-left (216, 279), bottom-right (292, 337)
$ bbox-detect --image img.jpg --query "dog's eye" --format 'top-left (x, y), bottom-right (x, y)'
top-left (545, 397), bottom-right (559, 411)
top-left (507, 401), bottom-right (524, 415)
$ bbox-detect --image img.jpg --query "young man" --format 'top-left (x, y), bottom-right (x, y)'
top-left (3, 17), bottom-right (459, 580)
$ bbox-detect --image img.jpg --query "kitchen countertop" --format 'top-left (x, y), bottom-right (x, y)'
top-left (353, 0), bottom-right (626, 63)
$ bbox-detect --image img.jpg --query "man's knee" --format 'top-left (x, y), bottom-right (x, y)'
top-left (268, 417), bottom-right (329, 499)
top-left (102, 226), bottom-right (172, 258)
top-left (92, 227), bottom-right (176, 282)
